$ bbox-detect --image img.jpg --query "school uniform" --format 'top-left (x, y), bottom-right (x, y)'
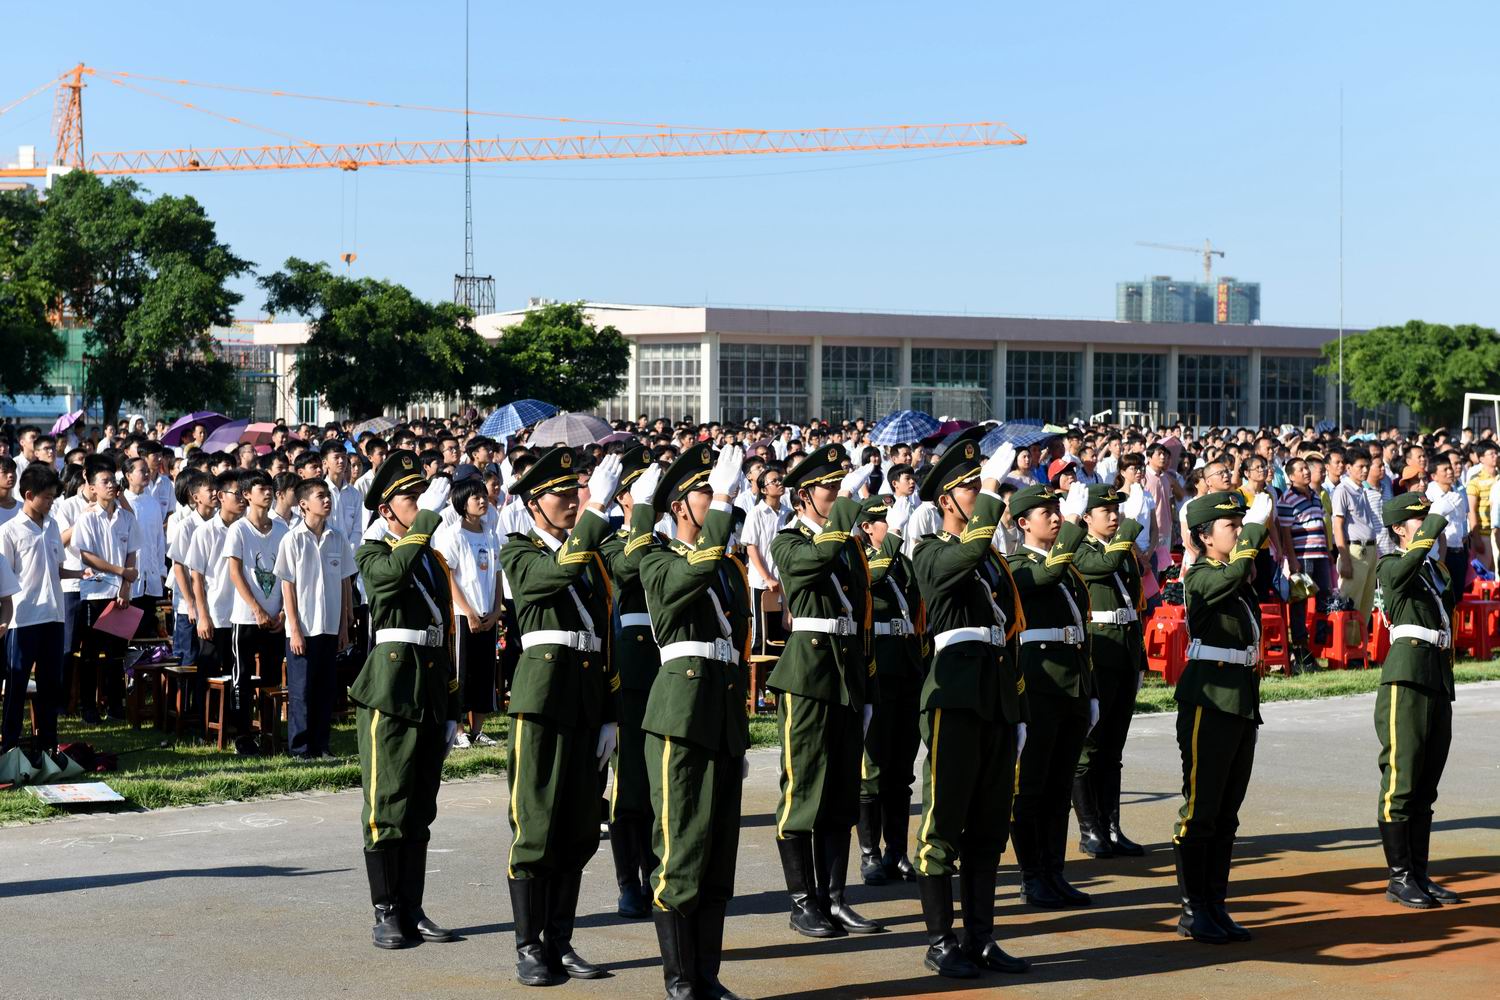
top-left (1, 512), bottom-right (66, 750)
top-left (74, 503), bottom-right (143, 716)
top-left (275, 519), bottom-right (357, 757)
top-left (167, 509), bottom-right (212, 670)
top-left (433, 515), bottom-right (502, 716)
top-left (53, 494), bottom-right (87, 704)
top-left (185, 514), bottom-right (240, 722)
top-left (225, 516), bottom-right (290, 738)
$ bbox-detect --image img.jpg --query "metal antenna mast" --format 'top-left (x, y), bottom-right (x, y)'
top-left (453, 0), bottom-right (495, 314)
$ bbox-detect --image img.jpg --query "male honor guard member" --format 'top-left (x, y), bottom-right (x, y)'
top-left (1070, 484), bottom-right (1149, 858)
top-left (1174, 489), bottom-right (1273, 944)
top-left (768, 446), bottom-right (883, 938)
top-left (352, 450), bottom-right (460, 950)
top-left (499, 447), bottom-right (624, 986)
top-left (910, 440), bottom-right (1030, 980)
top-left (1007, 482), bottom-right (1099, 909)
top-left (639, 444), bottom-right (753, 1000)
top-left (1373, 492), bottom-right (1463, 908)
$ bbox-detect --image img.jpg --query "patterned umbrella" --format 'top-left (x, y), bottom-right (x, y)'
top-left (351, 416), bottom-right (398, 438)
top-left (480, 399), bottom-right (559, 440)
top-left (201, 418), bottom-right (251, 454)
top-left (870, 409), bottom-right (940, 446)
top-left (529, 413), bottom-right (613, 448)
top-left (979, 421), bottom-right (1061, 456)
top-left (49, 409), bottom-right (86, 436)
top-left (161, 411), bottom-right (229, 447)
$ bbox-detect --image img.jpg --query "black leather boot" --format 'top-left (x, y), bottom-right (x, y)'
top-left (1104, 766), bottom-right (1146, 856)
top-left (775, 836), bottom-right (839, 938)
top-left (857, 799), bottom-right (888, 885)
top-left (1206, 834), bottom-right (1251, 941)
top-left (1379, 820), bottom-right (1437, 909)
top-left (1410, 813), bottom-right (1462, 903)
top-left (1046, 808), bottom-right (1091, 906)
top-left (398, 843), bottom-right (456, 942)
top-left (696, 898), bottom-right (746, 1000)
top-left (916, 874), bottom-right (979, 979)
top-left (651, 907), bottom-right (700, 1000)
top-left (508, 877), bottom-right (555, 986)
top-left (958, 855), bottom-right (1030, 974)
top-left (817, 829), bottom-right (884, 933)
top-left (880, 789), bottom-right (916, 881)
top-left (1072, 775), bottom-right (1114, 858)
top-left (1013, 818), bottom-right (1066, 908)
top-left (544, 870), bottom-right (609, 978)
top-left (364, 849), bottom-right (412, 950)
top-left (611, 820), bottom-right (651, 918)
top-left (1173, 842), bottom-right (1229, 943)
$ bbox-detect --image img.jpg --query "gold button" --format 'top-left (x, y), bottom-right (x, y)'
top-left (686, 669), bottom-right (696, 678)
top-left (1409, 639), bottom-right (1418, 646)
top-left (728, 682), bottom-right (734, 690)
top-left (582, 660), bottom-right (590, 669)
top-left (841, 585), bottom-right (848, 592)
top-left (811, 637), bottom-right (821, 647)
top-left (1040, 643), bottom-right (1048, 650)
top-left (544, 652), bottom-right (553, 661)
top-left (389, 651), bottom-right (398, 661)
top-left (636, 635), bottom-right (645, 643)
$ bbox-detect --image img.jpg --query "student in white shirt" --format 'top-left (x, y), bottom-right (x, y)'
top-left (275, 478), bottom-right (356, 759)
top-left (322, 441), bottom-right (365, 545)
top-left (224, 470), bottom-right (289, 754)
top-left (187, 469), bottom-right (247, 744)
top-left (0, 457), bottom-right (19, 526)
top-left (270, 471), bottom-right (303, 530)
top-left (53, 466), bottom-right (90, 703)
top-left (434, 475), bottom-right (503, 748)
top-left (123, 456), bottom-right (166, 608)
top-left (74, 457), bottom-right (144, 722)
top-left (740, 461), bottom-right (792, 655)
top-left (167, 470), bottom-right (217, 676)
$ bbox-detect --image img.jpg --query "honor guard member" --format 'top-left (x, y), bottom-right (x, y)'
top-left (1007, 482), bottom-right (1099, 909)
top-left (598, 444), bottom-right (664, 920)
top-left (639, 444), bottom-right (754, 1000)
top-left (768, 446), bottom-right (883, 938)
top-left (352, 451), bottom-right (460, 950)
top-left (1070, 484), bottom-right (1150, 859)
top-left (499, 446), bottom-right (624, 986)
top-left (1374, 493), bottom-right (1462, 908)
top-left (1174, 489), bottom-right (1273, 944)
top-left (911, 440), bottom-right (1031, 980)
top-left (853, 494), bottom-right (926, 886)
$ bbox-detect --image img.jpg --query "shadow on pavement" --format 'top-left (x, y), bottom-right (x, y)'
top-left (0, 864), bottom-right (349, 899)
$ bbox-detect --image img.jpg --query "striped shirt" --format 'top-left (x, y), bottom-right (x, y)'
top-left (1276, 486), bottom-right (1328, 559)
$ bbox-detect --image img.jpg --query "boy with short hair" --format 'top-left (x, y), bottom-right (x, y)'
top-left (188, 470), bottom-right (248, 746)
top-left (123, 455), bottom-right (166, 629)
top-left (224, 470), bottom-right (289, 754)
top-left (73, 458), bottom-right (143, 720)
top-left (167, 470), bottom-right (216, 681)
top-left (0, 456), bottom-right (19, 524)
top-left (271, 471), bottom-right (302, 529)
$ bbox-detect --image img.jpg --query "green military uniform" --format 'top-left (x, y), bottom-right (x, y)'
top-left (768, 445), bottom-right (882, 938)
top-left (1173, 490), bottom-right (1270, 944)
top-left (1373, 493), bottom-right (1461, 908)
top-left (352, 450), bottom-right (461, 949)
top-left (497, 446), bottom-right (619, 985)
top-left (637, 443), bottom-right (753, 1000)
top-left (910, 439), bottom-right (1030, 979)
top-left (1070, 485), bottom-right (1147, 859)
top-left (1006, 485), bottom-right (1097, 909)
top-left (853, 495), bottom-right (926, 886)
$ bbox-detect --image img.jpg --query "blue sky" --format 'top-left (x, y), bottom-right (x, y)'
top-left (3, 1), bottom-right (1495, 329)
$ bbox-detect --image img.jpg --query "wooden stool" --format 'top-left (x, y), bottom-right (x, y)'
top-left (160, 663), bottom-right (198, 735)
top-left (204, 677), bottom-right (232, 749)
top-left (257, 685), bottom-right (289, 753)
top-left (748, 655), bottom-right (778, 714)
top-left (126, 662), bottom-right (167, 729)
top-left (1258, 602), bottom-right (1291, 675)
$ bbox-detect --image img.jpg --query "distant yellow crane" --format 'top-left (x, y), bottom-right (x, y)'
top-left (1136, 239), bottom-right (1225, 285)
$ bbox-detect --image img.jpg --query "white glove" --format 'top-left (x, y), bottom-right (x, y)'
top-left (629, 464), bottom-right (663, 505)
top-left (886, 498), bottom-right (912, 536)
top-left (1060, 481), bottom-right (1089, 519)
top-left (1087, 697), bottom-right (1100, 733)
top-left (839, 462), bottom-right (876, 497)
top-left (595, 721), bottom-right (619, 772)
top-left (1120, 482), bottom-right (1147, 522)
top-left (417, 476), bottom-right (452, 513)
top-left (442, 720), bottom-right (460, 758)
top-left (588, 453), bottom-right (624, 504)
top-left (708, 446), bottom-right (743, 496)
top-left (1244, 491), bottom-right (1273, 526)
top-left (861, 703), bottom-right (873, 737)
top-left (740, 755), bottom-right (750, 781)
top-left (1015, 722), bottom-right (1027, 756)
top-left (981, 442), bottom-right (1017, 484)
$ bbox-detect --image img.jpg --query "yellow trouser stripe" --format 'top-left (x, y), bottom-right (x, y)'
top-left (652, 736), bottom-right (673, 909)
top-left (367, 709), bottom-right (381, 844)
top-left (508, 717), bottom-right (524, 877)
top-left (1383, 688), bottom-right (1400, 822)
top-left (1176, 706), bottom-right (1203, 841)
top-left (915, 709), bottom-right (942, 874)
top-left (776, 695), bottom-right (795, 839)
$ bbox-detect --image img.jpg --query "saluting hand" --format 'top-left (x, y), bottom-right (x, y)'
top-left (708, 446), bottom-right (744, 498)
top-left (629, 464), bottom-right (663, 506)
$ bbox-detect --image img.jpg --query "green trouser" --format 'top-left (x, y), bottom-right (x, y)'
top-left (773, 692), bottom-right (862, 839)
top-left (913, 707), bottom-right (1016, 877)
top-left (645, 732), bottom-right (744, 916)
top-left (1375, 681), bottom-right (1453, 823)
top-left (1076, 634), bottom-right (1141, 779)
top-left (506, 713), bottom-right (600, 879)
top-left (1173, 703), bottom-right (1257, 845)
top-left (859, 685), bottom-right (921, 801)
top-left (611, 689), bottom-right (652, 824)
top-left (356, 705), bottom-right (445, 851)
top-left (1013, 691), bottom-right (1088, 827)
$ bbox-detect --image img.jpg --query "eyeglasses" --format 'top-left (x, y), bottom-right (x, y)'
top-left (762, 478), bottom-right (783, 487)
top-left (220, 491), bottom-right (242, 500)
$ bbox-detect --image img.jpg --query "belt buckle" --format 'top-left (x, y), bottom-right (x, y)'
top-left (1245, 646), bottom-right (1260, 666)
top-left (1437, 629), bottom-right (1451, 649)
top-left (888, 619), bottom-right (906, 637)
top-left (424, 625), bottom-right (442, 647)
top-left (1064, 626), bottom-right (1083, 645)
top-left (835, 617), bottom-right (854, 637)
top-left (1186, 639), bottom-right (1203, 659)
top-left (1115, 609), bottom-right (1130, 625)
top-left (572, 632), bottom-right (594, 652)
top-left (713, 637), bottom-right (733, 662)
top-left (989, 625), bottom-right (1005, 645)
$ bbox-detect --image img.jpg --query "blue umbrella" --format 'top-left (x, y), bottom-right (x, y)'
top-left (480, 399), bottom-right (558, 439)
top-left (980, 421), bottom-right (1061, 456)
top-left (870, 409), bottom-right (940, 446)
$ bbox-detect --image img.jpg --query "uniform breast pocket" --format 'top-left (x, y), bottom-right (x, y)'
top-left (662, 657), bottom-right (705, 681)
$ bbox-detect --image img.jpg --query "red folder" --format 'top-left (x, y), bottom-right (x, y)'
top-left (92, 602), bottom-right (144, 640)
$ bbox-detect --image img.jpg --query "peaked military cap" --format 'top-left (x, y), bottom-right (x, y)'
top-left (1008, 483), bottom-right (1061, 519)
top-left (785, 444), bottom-right (849, 493)
top-left (616, 443), bottom-right (654, 498)
top-left (1382, 491), bottom-right (1432, 527)
top-left (918, 437), bottom-right (983, 502)
top-left (510, 445), bottom-right (580, 502)
top-left (857, 494), bottom-right (893, 523)
top-left (363, 448), bottom-right (429, 511)
top-left (652, 442), bottom-right (715, 510)
top-left (1085, 483), bottom-right (1127, 511)
top-left (1185, 489), bottom-right (1247, 529)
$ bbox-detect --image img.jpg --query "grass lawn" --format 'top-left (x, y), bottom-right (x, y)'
top-left (4, 663), bottom-right (1498, 825)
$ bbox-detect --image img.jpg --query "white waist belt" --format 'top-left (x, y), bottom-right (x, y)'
top-left (1186, 639), bottom-right (1259, 666)
top-left (1020, 626), bottom-right (1085, 646)
top-left (791, 616), bottom-right (856, 637)
top-left (659, 638), bottom-right (739, 665)
top-left (933, 625), bottom-right (1006, 652)
top-left (1389, 624), bottom-right (1451, 649)
top-left (375, 626), bottom-right (444, 647)
top-left (620, 613), bottom-right (653, 629)
top-left (873, 619), bottom-right (913, 637)
top-left (1090, 608), bottom-right (1139, 625)
top-left (521, 630), bottom-right (603, 653)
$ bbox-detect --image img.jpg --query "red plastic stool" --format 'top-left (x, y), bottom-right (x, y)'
top-left (1258, 603), bottom-right (1291, 675)
top-left (1456, 598), bottom-right (1500, 660)
top-left (1323, 610), bottom-right (1369, 670)
top-left (1367, 613), bottom-right (1392, 665)
top-left (1307, 600), bottom-right (1332, 659)
top-left (1146, 607), bottom-right (1190, 685)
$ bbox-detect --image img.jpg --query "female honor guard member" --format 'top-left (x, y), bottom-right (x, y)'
top-left (639, 444), bottom-right (753, 1000)
top-left (1373, 493), bottom-right (1462, 908)
top-left (1070, 484), bottom-right (1150, 859)
top-left (499, 447), bottom-right (624, 987)
top-left (1174, 489), bottom-right (1273, 944)
top-left (352, 451), bottom-right (459, 950)
top-left (768, 446), bottom-right (882, 939)
top-left (911, 440), bottom-right (1031, 981)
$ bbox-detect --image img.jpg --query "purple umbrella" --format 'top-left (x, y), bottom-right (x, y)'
top-left (201, 419), bottom-right (251, 454)
top-left (161, 411), bottom-right (229, 447)
top-left (50, 409), bottom-right (86, 436)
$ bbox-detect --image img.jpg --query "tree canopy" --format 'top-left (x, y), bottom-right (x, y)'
top-left (479, 301), bottom-right (629, 411)
top-left (0, 190), bottom-right (65, 399)
top-left (1322, 320), bottom-right (1500, 428)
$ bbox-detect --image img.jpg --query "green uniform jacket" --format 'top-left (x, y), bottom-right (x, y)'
top-left (1007, 520), bottom-right (1097, 700)
top-left (601, 503), bottom-right (660, 694)
top-left (639, 504), bottom-right (752, 755)
top-left (498, 510), bottom-right (619, 730)
top-left (865, 531), bottom-right (925, 701)
top-left (767, 496), bottom-right (876, 708)
top-left (1377, 513), bottom-right (1455, 700)
top-left (911, 491), bottom-right (1028, 724)
top-left (1073, 519), bottom-right (1147, 671)
top-left (351, 509), bottom-right (461, 725)
top-left (1178, 521), bottom-right (1269, 721)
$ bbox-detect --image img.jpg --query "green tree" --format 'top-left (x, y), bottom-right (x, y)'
top-left (0, 190), bottom-right (66, 399)
top-left (1322, 320), bottom-right (1500, 427)
top-left (26, 171), bottom-right (250, 421)
top-left (261, 258), bottom-right (483, 418)
top-left (479, 301), bottom-right (628, 411)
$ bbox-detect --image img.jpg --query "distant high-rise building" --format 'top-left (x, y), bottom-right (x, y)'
top-left (1117, 274), bottom-right (1260, 325)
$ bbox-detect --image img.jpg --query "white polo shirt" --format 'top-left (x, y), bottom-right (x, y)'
top-left (434, 517), bottom-right (501, 618)
top-left (185, 513), bottom-right (239, 630)
top-left (224, 516), bottom-right (289, 624)
top-left (74, 503), bottom-right (143, 602)
top-left (0, 512), bottom-right (65, 628)
top-left (126, 488), bottom-right (166, 599)
top-left (274, 519), bottom-right (357, 637)
top-left (53, 493), bottom-right (87, 596)
top-left (327, 480), bottom-right (364, 548)
top-left (167, 508), bottom-right (213, 616)
top-left (741, 499), bottom-right (792, 591)
top-left (0, 499), bottom-right (20, 529)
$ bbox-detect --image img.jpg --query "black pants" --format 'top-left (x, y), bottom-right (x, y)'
top-left (232, 624), bottom-right (284, 732)
top-left (1077, 662), bottom-right (1139, 808)
top-left (80, 599), bottom-right (127, 715)
top-left (1015, 690), bottom-right (1089, 830)
top-left (1173, 704), bottom-right (1257, 845)
top-left (3, 622), bottom-right (64, 751)
top-left (859, 684), bottom-right (922, 855)
top-left (286, 633), bottom-right (338, 757)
